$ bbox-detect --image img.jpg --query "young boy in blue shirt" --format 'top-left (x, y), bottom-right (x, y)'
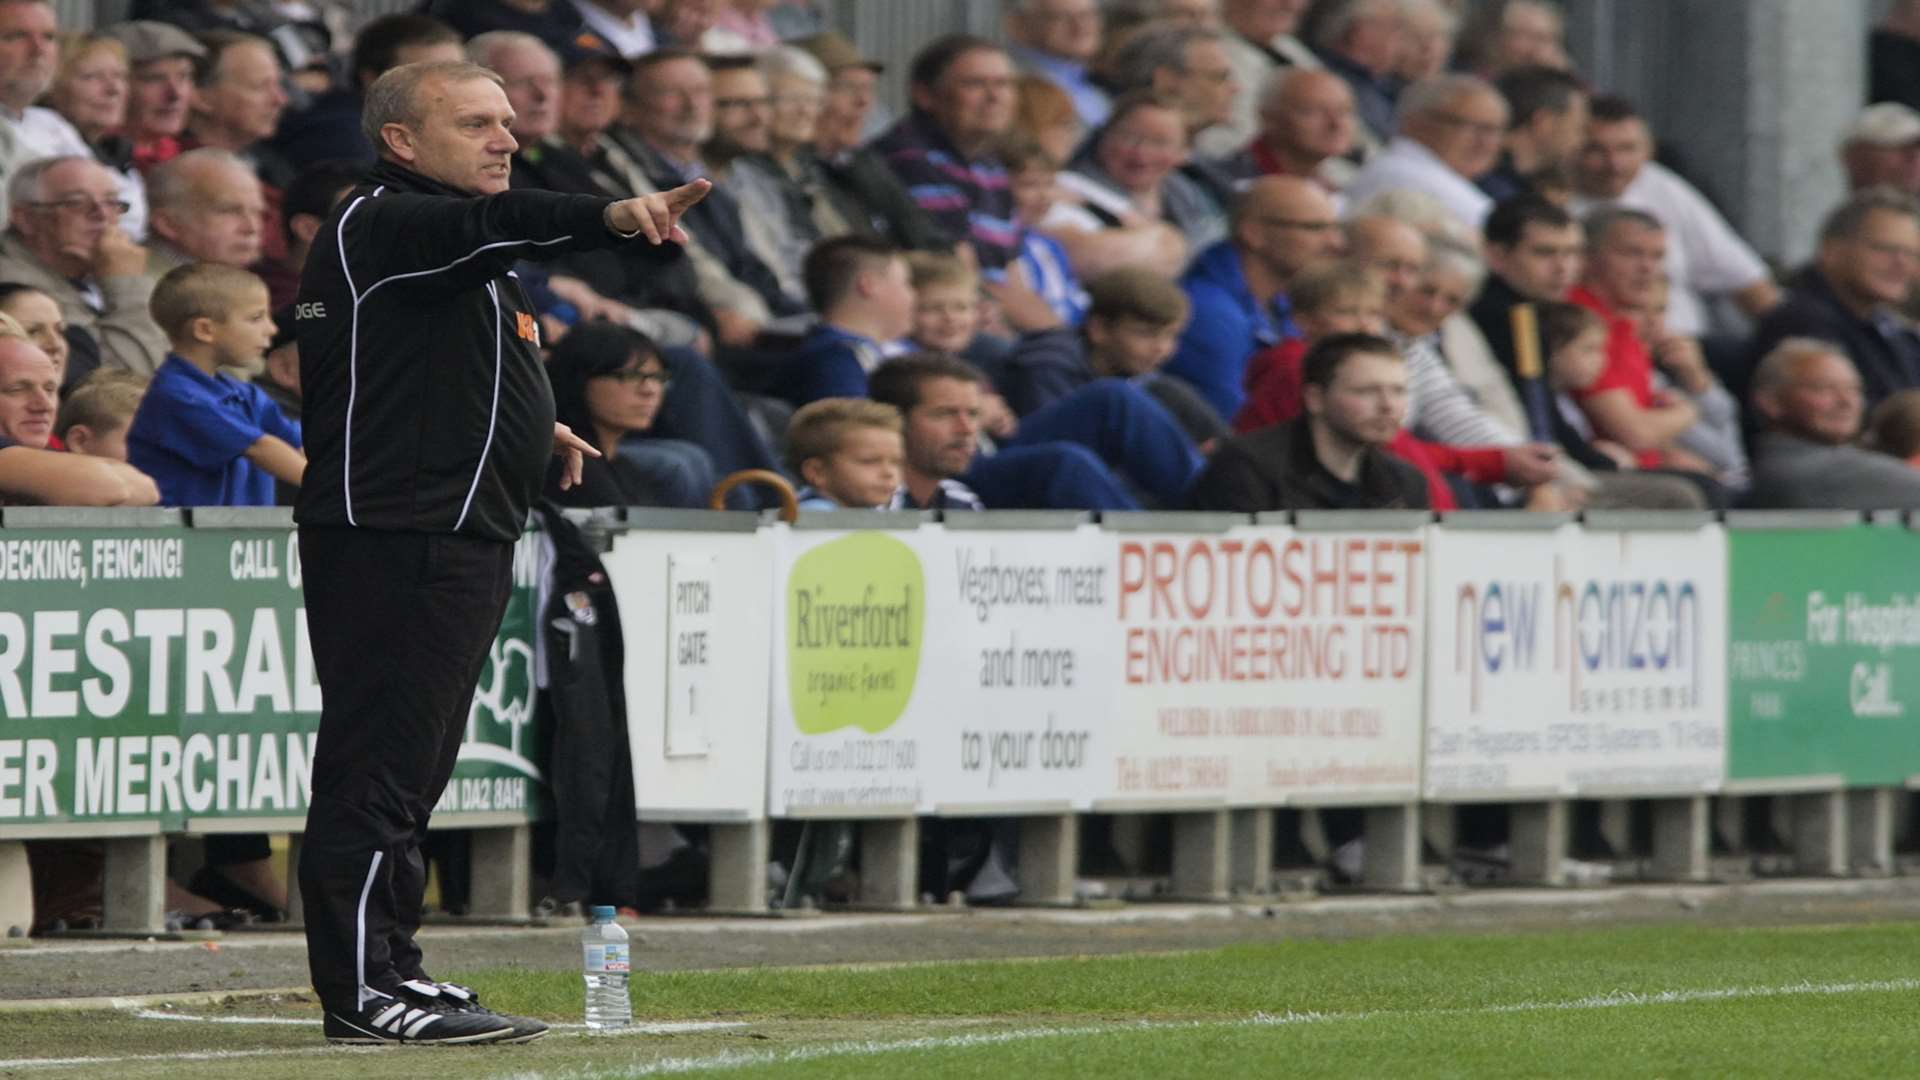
top-left (128, 264), bottom-right (305, 506)
top-left (785, 398), bottom-right (906, 510)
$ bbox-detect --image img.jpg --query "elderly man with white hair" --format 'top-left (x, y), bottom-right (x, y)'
top-left (1747, 338), bottom-right (1920, 509)
top-left (1344, 74), bottom-right (1509, 232)
top-left (729, 45), bottom-right (845, 300)
top-left (143, 147), bottom-right (266, 276)
top-left (1242, 67), bottom-right (1358, 196)
top-left (1840, 103), bottom-right (1920, 196)
top-left (0, 154), bottom-right (166, 374)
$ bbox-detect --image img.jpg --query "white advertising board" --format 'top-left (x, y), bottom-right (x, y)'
top-left (767, 525), bottom-right (1112, 817)
top-left (1102, 525), bottom-right (1427, 808)
top-left (1424, 524), bottom-right (1727, 799)
top-left (606, 525), bottom-right (773, 822)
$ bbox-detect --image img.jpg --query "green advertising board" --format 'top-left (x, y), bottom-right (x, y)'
top-left (0, 523), bottom-right (545, 833)
top-left (1726, 526), bottom-right (1920, 786)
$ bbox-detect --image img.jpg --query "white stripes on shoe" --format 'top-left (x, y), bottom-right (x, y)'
top-left (369, 1001), bottom-right (440, 1038)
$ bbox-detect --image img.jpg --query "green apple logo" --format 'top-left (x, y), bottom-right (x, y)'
top-left (787, 533), bottom-right (924, 734)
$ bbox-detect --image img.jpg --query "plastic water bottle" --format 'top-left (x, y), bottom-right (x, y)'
top-left (581, 905), bottom-right (632, 1029)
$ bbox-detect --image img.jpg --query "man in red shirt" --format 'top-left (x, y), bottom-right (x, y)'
top-left (1567, 206), bottom-right (1705, 469)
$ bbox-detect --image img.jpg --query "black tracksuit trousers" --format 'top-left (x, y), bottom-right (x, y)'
top-left (296, 527), bottom-right (514, 1013)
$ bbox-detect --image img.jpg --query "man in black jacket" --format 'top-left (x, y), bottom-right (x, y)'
top-left (1745, 189), bottom-right (1920, 413)
top-left (293, 58), bottom-right (706, 1047)
top-left (1189, 332), bottom-right (1429, 511)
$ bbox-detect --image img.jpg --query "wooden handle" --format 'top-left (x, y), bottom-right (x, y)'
top-left (1510, 303), bottom-right (1543, 380)
top-left (708, 468), bottom-right (799, 522)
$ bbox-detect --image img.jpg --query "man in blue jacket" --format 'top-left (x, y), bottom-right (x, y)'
top-left (1166, 176), bottom-right (1344, 418)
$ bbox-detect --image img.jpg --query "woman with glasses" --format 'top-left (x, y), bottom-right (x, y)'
top-left (1040, 91), bottom-right (1218, 278)
top-left (46, 32), bottom-right (150, 242)
top-left (543, 322), bottom-right (703, 508)
top-left (728, 46), bottom-right (847, 303)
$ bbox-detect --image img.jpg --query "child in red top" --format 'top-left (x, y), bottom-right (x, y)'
top-left (1235, 261), bottom-right (1386, 432)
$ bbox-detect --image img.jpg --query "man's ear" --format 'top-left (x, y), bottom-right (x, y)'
top-left (907, 81), bottom-right (937, 115)
top-left (1302, 382), bottom-right (1325, 418)
top-left (380, 122), bottom-right (418, 163)
top-left (148, 208), bottom-right (180, 245)
top-left (290, 213), bottom-right (324, 248)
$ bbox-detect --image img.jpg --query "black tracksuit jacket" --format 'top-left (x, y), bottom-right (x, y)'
top-left (294, 160), bottom-right (633, 541)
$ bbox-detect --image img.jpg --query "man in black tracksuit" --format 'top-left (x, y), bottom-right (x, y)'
top-left (293, 59), bottom-right (706, 1046)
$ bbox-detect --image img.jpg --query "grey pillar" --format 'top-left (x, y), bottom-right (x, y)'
top-left (1848, 789), bottom-right (1896, 876)
top-left (1018, 814), bottom-right (1080, 906)
top-left (1169, 810), bottom-right (1231, 901)
top-left (1229, 808), bottom-right (1274, 896)
top-left (102, 835), bottom-right (167, 932)
top-left (1420, 802), bottom-right (1457, 860)
top-left (1511, 801), bottom-right (1569, 886)
top-left (707, 820), bottom-right (770, 914)
top-left (1650, 797), bottom-right (1712, 883)
top-left (467, 826), bottom-right (532, 919)
top-left (857, 818), bottom-right (919, 910)
top-left (1363, 805), bottom-right (1423, 892)
top-left (1793, 791), bottom-right (1849, 877)
top-left (0, 840), bottom-right (33, 936)
top-left (1564, 0), bottom-right (1868, 267)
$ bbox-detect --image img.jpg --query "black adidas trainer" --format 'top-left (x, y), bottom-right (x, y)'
top-left (323, 991), bottom-right (514, 1045)
top-left (410, 979), bottom-right (551, 1044)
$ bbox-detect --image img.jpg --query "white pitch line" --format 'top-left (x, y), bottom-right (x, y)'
top-left (603, 978), bottom-right (1920, 1077)
top-left (125, 1008), bottom-right (744, 1036)
top-left (3, 978), bottom-right (1915, 1075)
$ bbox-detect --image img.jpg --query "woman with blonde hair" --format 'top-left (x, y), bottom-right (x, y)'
top-left (1013, 73), bottom-right (1083, 166)
top-left (45, 32), bottom-right (148, 239)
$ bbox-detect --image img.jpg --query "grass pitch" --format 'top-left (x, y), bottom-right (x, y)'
top-left (3, 921), bottom-right (1917, 1078)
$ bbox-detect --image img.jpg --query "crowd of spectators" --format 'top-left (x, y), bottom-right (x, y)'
top-left (13, 0), bottom-right (1920, 921)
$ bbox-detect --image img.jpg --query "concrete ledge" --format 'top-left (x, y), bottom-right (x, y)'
top-left (622, 508), bottom-right (761, 532)
top-left (0, 507), bottom-right (184, 528)
top-left (186, 507), bottom-right (294, 529)
top-left (1099, 511), bottom-right (1247, 533)
top-left (939, 511), bottom-right (1092, 531)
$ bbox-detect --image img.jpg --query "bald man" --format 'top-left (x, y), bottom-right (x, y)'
top-left (144, 147), bottom-right (266, 275)
top-left (1167, 175), bottom-right (1343, 417)
top-left (1344, 215), bottom-right (1426, 307)
top-left (1245, 68), bottom-right (1357, 195)
top-left (1346, 74), bottom-right (1509, 231)
top-left (1347, 212), bottom-right (1563, 481)
top-left (1749, 339), bottom-right (1920, 509)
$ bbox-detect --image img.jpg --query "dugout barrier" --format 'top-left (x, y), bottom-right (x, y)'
top-left (2, 508), bottom-right (1917, 929)
top-left (0, 505), bottom-right (546, 932)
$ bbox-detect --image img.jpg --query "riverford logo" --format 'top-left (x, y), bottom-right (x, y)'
top-left (786, 533), bottom-right (925, 735)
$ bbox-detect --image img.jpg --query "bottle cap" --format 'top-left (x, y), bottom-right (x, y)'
top-left (591, 905), bottom-right (617, 921)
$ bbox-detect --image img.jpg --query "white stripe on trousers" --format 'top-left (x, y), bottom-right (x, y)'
top-left (354, 850), bottom-right (385, 1008)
